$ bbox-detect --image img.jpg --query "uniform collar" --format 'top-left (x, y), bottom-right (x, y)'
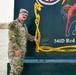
top-left (16, 19), bottom-right (25, 27)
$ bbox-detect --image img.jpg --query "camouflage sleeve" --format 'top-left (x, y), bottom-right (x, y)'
top-left (24, 24), bottom-right (34, 42)
top-left (8, 22), bottom-right (20, 51)
top-left (27, 33), bottom-right (34, 42)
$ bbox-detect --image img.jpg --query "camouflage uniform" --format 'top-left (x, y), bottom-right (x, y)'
top-left (8, 19), bottom-right (34, 75)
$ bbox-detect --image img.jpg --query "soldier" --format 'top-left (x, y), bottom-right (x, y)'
top-left (8, 8), bottom-right (38, 75)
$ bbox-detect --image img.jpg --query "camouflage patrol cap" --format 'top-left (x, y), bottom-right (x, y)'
top-left (19, 8), bottom-right (28, 16)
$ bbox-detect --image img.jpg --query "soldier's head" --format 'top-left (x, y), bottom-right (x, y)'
top-left (18, 8), bottom-right (28, 21)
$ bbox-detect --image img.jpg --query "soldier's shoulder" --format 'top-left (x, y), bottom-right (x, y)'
top-left (9, 20), bottom-right (18, 26)
top-left (9, 20), bottom-right (18, 28)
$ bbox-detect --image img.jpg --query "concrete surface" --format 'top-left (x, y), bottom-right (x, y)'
top-left (0, 29), bottom-right (8, 75)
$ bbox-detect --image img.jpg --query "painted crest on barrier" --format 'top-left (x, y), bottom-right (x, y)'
top-left (39, 0), bottom-right (60, 5)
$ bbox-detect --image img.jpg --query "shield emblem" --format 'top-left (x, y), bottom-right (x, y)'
top-left (39, 0), bottom-right (60, 5)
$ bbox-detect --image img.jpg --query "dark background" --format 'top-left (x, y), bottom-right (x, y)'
top-left (14, 0), bottom-right (76, 58)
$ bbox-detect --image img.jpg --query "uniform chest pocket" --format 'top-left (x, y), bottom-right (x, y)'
top-left (18, 27), bottom-right (26, 36)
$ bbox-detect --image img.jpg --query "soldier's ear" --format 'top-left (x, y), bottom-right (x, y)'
top-left (18, 13), bottom-right (21, 17)
top-left (19, 13), bottom-right (20, 15)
